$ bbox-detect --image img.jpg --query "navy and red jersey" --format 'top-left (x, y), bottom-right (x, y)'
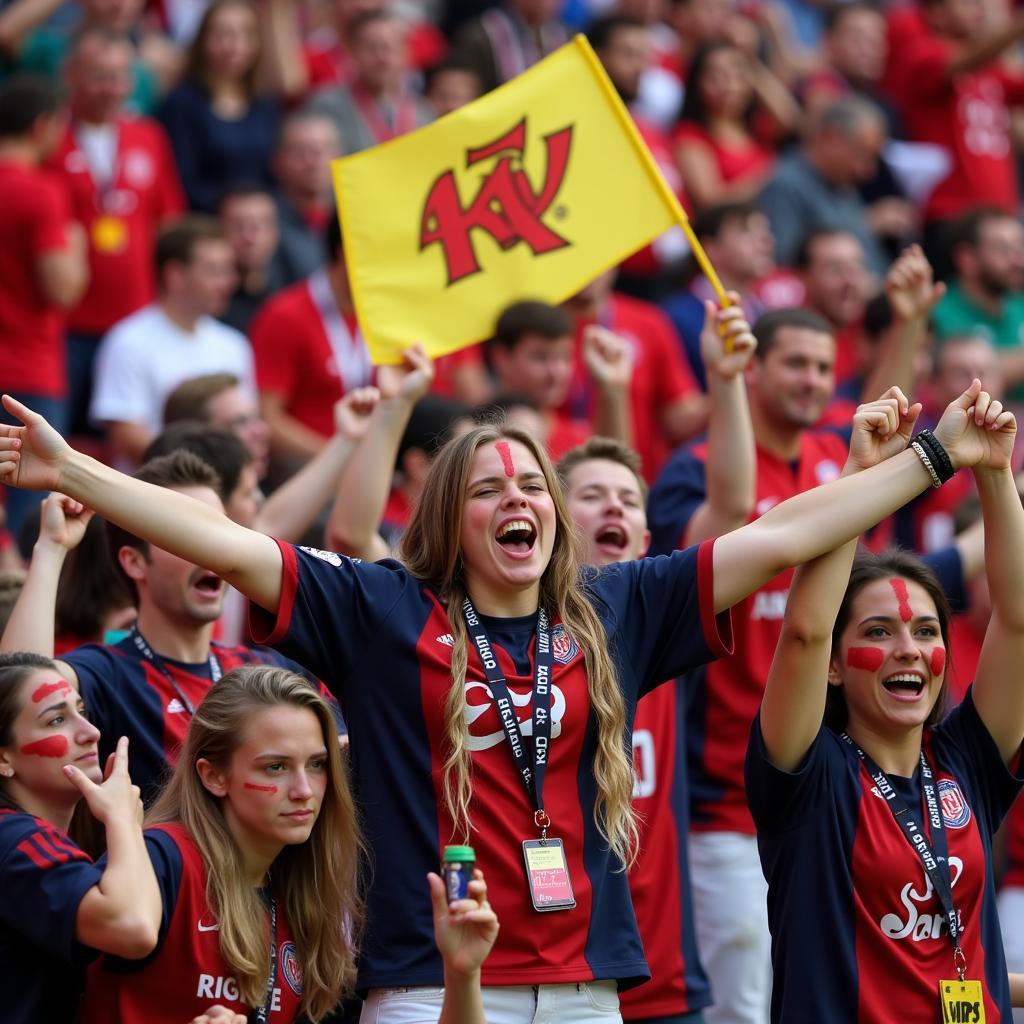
top-left (249, 541), bottom-right (732, 991)
top-left (0, 808), bottom-right (101, 1024)
top-left (63, 636), bottom-right (296, 804)
top-left (81, 823), bottom-right (302, 1023)
top-left (621, 680), bottom-right (711, 1019)
top-left (745, 691), bottom-right (1022, 1023)
top-left (648, 430), bottom-right (849, 835)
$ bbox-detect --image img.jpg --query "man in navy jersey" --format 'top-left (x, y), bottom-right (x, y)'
top-left (0, 452), bottom-right (301, 803)
top-left (647, 255), bottom-right (964, 1024)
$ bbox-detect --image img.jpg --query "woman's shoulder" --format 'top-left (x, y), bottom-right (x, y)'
top-left (0, 807), bottom-right (75, 854)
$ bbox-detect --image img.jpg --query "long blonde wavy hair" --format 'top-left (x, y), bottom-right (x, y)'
top-left (401, 423), bottom-right (638, 865)
top-left (148, 666), bottom-right (364, 1021)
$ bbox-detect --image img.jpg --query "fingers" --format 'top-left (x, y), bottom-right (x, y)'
top-left (874, 386), bottom-right (910, 416)
top-left (111, 735), bottom-right (130, 777)
top-left (1, 394), bottom-right (43, 425)
top-left (345, 386), bottom-right (381, 413)
top-left (951, 379), bottom-right (983, 411)
top-left (994, 409), bottom-right (1017, 432)
top-left (427, 871), bottom-right (449, 917)
top-left (61, 762), bottom-right (97, 797)
top-left (973, 390), bottom-right (992, 425)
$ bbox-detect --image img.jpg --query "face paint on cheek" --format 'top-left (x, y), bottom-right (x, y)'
top-left (889, 578), bottom-right (913, 623)
top-left (243, 783), bottom-right (278, 794)
top-left (31, 681), bottom-right (72, 703)
top-left (930, 647), bottom-right (946, 677)
top-left (495, 441), bottom-right (515, 478)
top-left (20, 736), bottom-right (70, 758)
top-left (846, 646), bottom-right (886, 671)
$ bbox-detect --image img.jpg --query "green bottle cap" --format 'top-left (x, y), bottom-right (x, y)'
top-left (442, 845), bottom-right (476, 862)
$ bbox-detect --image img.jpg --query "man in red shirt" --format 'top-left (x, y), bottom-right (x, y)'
top-left (562, 270), bottom-right (707, 480)
top-left (49, 28), bottom-right (185, 438)
top-left (894, 0), bottom-right (1024, 266)
top-left (249, 216), bottom-right (374, 463)
top-left (0, 74), bottom-right (88, 536)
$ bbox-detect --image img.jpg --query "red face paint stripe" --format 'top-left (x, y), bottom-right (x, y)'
top-left (20, 736), bottom-right (69, 758)
top-left (931, 647), bottom-right (946, 677)
top-left (243, 783), bottom-right (278, 793)
top-left (495, 441), bottom-right (515, 478)
top-left (890, 578), bottom-right (913, 623)
top-left (31, 681), bottom-right (72, 703)
top-left (847, 647), bottom-right (886, 671)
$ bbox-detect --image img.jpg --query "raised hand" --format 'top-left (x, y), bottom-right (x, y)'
top-left (333, 387), bottom-right (381, 441)
top-left (845, 387), bottom-right (922, 474)
top-left (377, 344), bottom-right (435, 404)
top-left (37, 493), bottom-right (93, 552)
top-left (428, 869), bottom-right (499, 978)
top-left (934, 379), bottom-right (1017, 471)
top-left (62, 736), bottom-right (143, 827)
top-left (699, 295), bottom-right (757, 379)
top-left (0, 395), bottom-right (72, 493)
top-left (885, 245), bottom-right (944, 323)
top-left (582, 325), bottom-right (633, 390)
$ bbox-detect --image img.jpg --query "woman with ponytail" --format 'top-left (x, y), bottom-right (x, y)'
top-left (0, 318), bottom-right (1008, 1022)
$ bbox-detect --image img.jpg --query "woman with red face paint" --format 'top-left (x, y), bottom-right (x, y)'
top-left (749, 387), bottom-right (1024, 1023)
top-left (0, 348), bottom-right (1010, 1021)
top-left (0, 651), bottom-right (161, 1024)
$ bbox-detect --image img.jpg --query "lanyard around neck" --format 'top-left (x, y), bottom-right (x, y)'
top-left (130, 626), bottom-right (222, 718)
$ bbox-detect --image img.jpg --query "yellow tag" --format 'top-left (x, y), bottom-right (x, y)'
top-left (91, 214), bottom-right (127, 254)
top-left (940, 979), bottom-right (986, 1023)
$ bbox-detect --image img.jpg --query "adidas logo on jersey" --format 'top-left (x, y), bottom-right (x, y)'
top-left (436, 634), bottom-right (455, 647)
top-left (167, 698), bottom-right (187, 714)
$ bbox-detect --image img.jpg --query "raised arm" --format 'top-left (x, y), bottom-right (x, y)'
top-left (254, 388), bottom-right (380, 542)
top-left (965, 397), bottom-right (1024, 763)
top-left (69, 737), bottom-right (161, 959)
top-left (760, 391), bottom-right (921, 770)
top-left (0, 397), bottom-right (284, 613)
top-left (684, 298), bottom-right (757, 544)
top-left (712, 379), bottom-right (995, 613)
top-left (582, 325), bottom-right (634, 446)
top-left (326, 348), bottom-right (434, 561)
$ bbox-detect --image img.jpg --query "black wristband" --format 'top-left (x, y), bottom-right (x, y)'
top-left (913, 430), bottom-right (955, 484)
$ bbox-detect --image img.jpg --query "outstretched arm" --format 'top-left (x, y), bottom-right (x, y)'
top-left (684, 297), bottom-right (757, 545)
top-left (326, 348), bottom-right (434, 561)
top-left (712, 379), bottom-right (997, 613)
top-left (0, 397), bottom-right (283, 613)
top-left (967, 396), bottom-right (1024, 763)
top-left (760, 391), bottom-right (921, 771)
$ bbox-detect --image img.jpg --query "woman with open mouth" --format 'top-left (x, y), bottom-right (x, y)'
top-left (749, 387), bottom-right (1023, 1022)
top-left (0, 311), bottom-right (1010, 1021)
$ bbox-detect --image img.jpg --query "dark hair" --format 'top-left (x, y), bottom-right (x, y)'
top-left (679, 41), bottom-right (754, 129)
top-left (347, 8), bottom-right (397, 44)
top-left (55, 516), bottom-right (134, 642)
top-left (0, 74), bottom-right (61, 138)
top-left (862, 289), bottom-right (893, 340)
top-left (326, 211), bottom-right (343, 265)
top-left (397, 395), bottom-right (470, 468)
top-left (823, 0), bottom-right (882, 33)
top-left (216, 181), bottom-right (274, 213)
top-left (0, 653), bottom-right (60, 811)
top-left (585, 13), bottom-right (645, 51)
top-left (948, 205), bottom-right (1019, 253)
top-left (106, 451), bottom-right (222, 601)
top-left (155, 216), bottom-right (225, 282)
top-left (557, 436), bottom-right (648, 501)
top-left (793, 227), bottom-right (858, 270)
top-left (423, 58), bottom-right (481, 94)
top-left (0, 571), bottom-right (25, 635)
top-left (752, 307), bottom-right (834, 358)
top-left (163, 373), bottom-right (240, 425)
top-left (185, 0), bottom-right (260, 98)
top-left (144, 422), bottom-right (252, 504)
top-left (691, 201), bottom-right (762, 241)
top-left (825, 549), bottom-right (952, 732)
top-left (493, 300), bottom-right (572, 350)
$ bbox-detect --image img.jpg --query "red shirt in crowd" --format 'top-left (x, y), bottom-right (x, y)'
top-left (566, 293), bottom-right (701, 480)
top-left (899, 30), bottom-right (1024, 221)
top-left (249, 274), bottom-right (374, 439)
top-left (304, 22), bottom-right (447, 89)
top-left (672, 121), bottom-right (774, 190)
top-left (48, 117), bottom-right (186, 336)
top-left (0, 159), bottom-right (73, 397)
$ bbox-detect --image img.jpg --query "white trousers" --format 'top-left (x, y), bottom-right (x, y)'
top-left (688, 832), bottom-right (771, 1024)
top-left (360, 981), bottom-right (622, 1024)
top-left (998, 886), bottom-right (1024, 1023)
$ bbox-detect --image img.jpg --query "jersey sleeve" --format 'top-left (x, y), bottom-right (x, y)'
top-left (248, 541), bottom-right (422, 695)
top-left (0, 813), bottom-right (101, 963)
top-left (593, 541), bottom-right (732, 694)
top-left (646, 446), bottom-right (708, 555)
top-left (744, 718), bottom-right (841, 834)
top-left (932, 689), bottom-right (1024, 837)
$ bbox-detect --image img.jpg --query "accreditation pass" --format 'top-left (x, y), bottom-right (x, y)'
top-left (523, 839), bottom-right (576, 912)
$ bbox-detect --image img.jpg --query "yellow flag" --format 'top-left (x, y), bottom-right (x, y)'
top-left (332, 34), bottom-right (685, 364)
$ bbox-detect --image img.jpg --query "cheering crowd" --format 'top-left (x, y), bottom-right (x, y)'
top-left (5, 0), bottom-right (1024, 1020)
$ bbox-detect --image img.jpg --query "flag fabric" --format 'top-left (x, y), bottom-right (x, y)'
top-left (331, 34), bottom-right (685, 364)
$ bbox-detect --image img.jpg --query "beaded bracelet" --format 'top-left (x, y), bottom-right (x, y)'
top-left (910, 441), bottom-right (943, 488)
